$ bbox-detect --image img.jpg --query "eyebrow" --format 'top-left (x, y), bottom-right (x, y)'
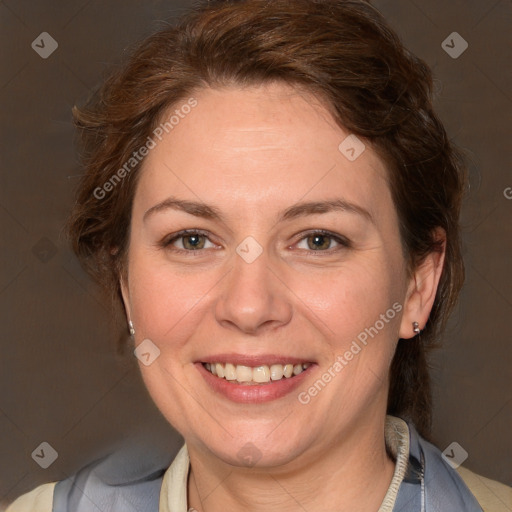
top-left (143, 198), bottom-right (226, 223)
top-left (280, 199), bottom-right (374, 224)
top-left (143, 196), bottom-right (374, 225)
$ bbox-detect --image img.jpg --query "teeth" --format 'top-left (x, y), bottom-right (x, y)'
top-left (253, 366), bottom-right (270, 383)
top-left (283, 364), bottom-right (293, 378)
top-left (236, 365), bottom-right (253, 382)
top-left (204, 362), bottom-right (312, 384)
top-left (293, 364), bottom-right (303, 376)
top-left (270, 364), bottom-right (283, 381)
top-left (224, 363), bottom-right (237, 381)
top-left (215, 363), bottom-right (225, 378)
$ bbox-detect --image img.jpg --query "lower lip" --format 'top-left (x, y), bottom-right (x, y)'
top-left (196, 363), bottom-right (315, 403)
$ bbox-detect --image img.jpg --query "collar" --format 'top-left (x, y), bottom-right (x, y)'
top-left (159, 415), bottom-right (411, 512)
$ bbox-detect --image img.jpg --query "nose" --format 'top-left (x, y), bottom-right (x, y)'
top-left (214, 246), bottom-right (293, 335)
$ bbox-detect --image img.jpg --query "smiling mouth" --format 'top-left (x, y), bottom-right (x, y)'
top-left (202, 362), bottom-right (312, 385)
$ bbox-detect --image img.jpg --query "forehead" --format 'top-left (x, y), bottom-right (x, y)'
top-left (135, 83), bottom-right (391, 220)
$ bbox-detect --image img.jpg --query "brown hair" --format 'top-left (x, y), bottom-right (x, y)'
top-left (67, 0), bottom-right (466, 438)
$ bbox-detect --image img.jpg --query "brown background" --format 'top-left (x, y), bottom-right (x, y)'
top-left (1, 0), bottom-right (511, 507)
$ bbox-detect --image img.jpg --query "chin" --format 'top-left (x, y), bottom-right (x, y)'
top-left (189, 420), bottom-right (317, 470)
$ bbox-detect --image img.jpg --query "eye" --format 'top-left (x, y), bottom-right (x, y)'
top-left (295, 230), bottom-right (350, 252)
top-left (163, 230), bottom-right (217, 251)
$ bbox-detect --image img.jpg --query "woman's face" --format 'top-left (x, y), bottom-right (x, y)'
top-left (122, 83), bottom-right (416, 467)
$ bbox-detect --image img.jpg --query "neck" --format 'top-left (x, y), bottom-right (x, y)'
top-left (186, 415), bottom-right (396, 512)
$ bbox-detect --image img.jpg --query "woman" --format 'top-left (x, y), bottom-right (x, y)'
top-left (7, 0), bottom-right (511, 511)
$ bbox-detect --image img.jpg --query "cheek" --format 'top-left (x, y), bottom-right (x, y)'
top-left (127, 255), bottom-right (217, 349)
top-left (291, 260), bottom-right (401, 343)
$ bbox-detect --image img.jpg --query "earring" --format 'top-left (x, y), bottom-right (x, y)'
top-left (128, 320), bottom-right (135, 337)
top-left (412, 321), bottom-right (420, 335)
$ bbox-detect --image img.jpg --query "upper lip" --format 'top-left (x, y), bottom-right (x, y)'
top-left (197, 354), bottom-right (315, 366)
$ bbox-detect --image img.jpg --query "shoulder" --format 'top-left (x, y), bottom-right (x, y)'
top-left (5, 482), bottom-right (56, 512)
top-left (401, 418), bottom-right (511, 511)
top-left (457, 466), bottom-right (512, 512)
top-left (5, 439), bottom-right (180, 512)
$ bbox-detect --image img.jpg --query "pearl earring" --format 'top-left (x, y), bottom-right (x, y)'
top-left (128, 320), bottom-right (135, 337)
top-left (412, 321), bottom-right (420, 335)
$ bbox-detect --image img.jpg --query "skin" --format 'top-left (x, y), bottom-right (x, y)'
top-left (120, 83), bottom-right (445, 512)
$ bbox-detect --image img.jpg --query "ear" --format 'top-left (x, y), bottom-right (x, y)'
top-left (399, 227), bottom-right (446, 339)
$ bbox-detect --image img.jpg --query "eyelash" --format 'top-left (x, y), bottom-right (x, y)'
top-left (160, 229), bottom-right (351, 255)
